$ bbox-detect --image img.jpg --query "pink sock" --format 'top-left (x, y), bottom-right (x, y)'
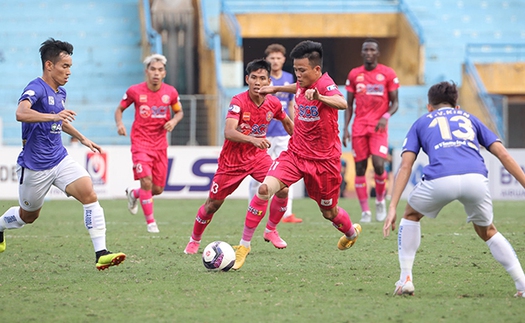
top-left (132, 188), bottom-right (140, 199)
top-left (332, 207), bottom-right (354, 236)
top-left (355, 176), bottom-right (370, 212)
top-left (242, 195), bottom-right (269, 242)
top-left (139, 189), bottom-right (155, 224)
top-left (191, 205), bottom-right (214, 241)
top-left (375, 171), bottom-right (387, 202)
top-left (266, 195), bottom-right (287, 231)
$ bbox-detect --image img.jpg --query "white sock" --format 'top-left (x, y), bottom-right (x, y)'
top-left (0, 206), bottom-right (25, 231)
top-left (398, 218), bottom-right (421, 283)
top-left (283, 185), bottom-right (293, 218)
top-left (84, 202), bottom-right (107, 252)
top-left (239, 239), bottom-right (251, 248)
top-left (248, 178), bottom-right (260, 206)
top-left (486, 232), bottom-right (525, 291)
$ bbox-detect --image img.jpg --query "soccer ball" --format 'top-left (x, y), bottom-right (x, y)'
top-left (202, 241), bottom-right (236, 272)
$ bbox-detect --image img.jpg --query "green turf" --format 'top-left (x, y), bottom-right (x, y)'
top-left (1, 198), bottom-right (525, 323)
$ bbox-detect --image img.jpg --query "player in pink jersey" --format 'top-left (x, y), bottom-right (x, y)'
top-left (342, 39), bottom-right (399, 223)
top-left (115, 54), bottom-right (184, 233)
top-left (183, 59), bottom-right (294, 255)
top-left (233, 40), bottom-right (361, 270)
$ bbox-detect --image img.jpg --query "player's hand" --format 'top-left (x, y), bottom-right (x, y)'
top-left (375, 117), bottom-right (388, 133)
top-left (116, 122), bottom-right (127, 136)
top-left (80, 138), bottom-right (102, 153)
top-left (342, 129), bottom-right (351, 148)
top-left (258, 86), bottom-right (276, 95)
top-left (253, 138), bottom-right (271, 150)
top-left (57, 109), bottom-right (76, 123)
top-left (164, 120), bottom-right (176, 132)
top-left (305, 88), bottom-right (320, 101)
top-left (383, 207), bottom-right (397, 237)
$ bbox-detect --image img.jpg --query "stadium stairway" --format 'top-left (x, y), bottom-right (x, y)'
top-left (0, 0), bottom-right (144, 146)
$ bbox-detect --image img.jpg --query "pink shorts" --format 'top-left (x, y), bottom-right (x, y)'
top-left (131, 148), bottom-right (168, 187)
top-left (268, 150), bottom-right (341, 210)
top-left (210, 154), bottom-right (273, 200)
top-left (351, 125), bottom-right (389, 162)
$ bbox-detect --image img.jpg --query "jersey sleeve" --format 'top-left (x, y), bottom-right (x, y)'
top-left (319, 75), bottom-right (342, 97)
top-left (170, 88), bottom-right (182, 112)
top-left (386, 67), bottom-right (400, 92)
top-left (19, 82), bottom-right (45, 106)
top-left (402, 120), bottom-right (422, 155)
top-left (226, 96), bottom-right (242, 121)
top-left (473, 116), bottom-right (500, 149)
top-left (119, 87), bottom-right (135, 109)
top-left (271, 97), bottom-right (286, 121)
top-left (345, 70), bottom-right (355, 93)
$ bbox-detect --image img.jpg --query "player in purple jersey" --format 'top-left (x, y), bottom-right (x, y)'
top-left (233, 40), bottom-right (361, 270)
top-left (248, 44), bottom-right (302, 223)
top-left (0, 38), bottom-right (125, 271)
top-left (383, 81), bottom-right (525, 296)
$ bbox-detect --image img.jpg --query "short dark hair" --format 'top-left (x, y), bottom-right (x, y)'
top-left (39, 38), bottom-right (73, 70)
top-left (427, 81), bottom-right (458, 107)
top-left (363, 38), bottom-right (380, 49)
top-left (264, 43), bottom-right (286, 57)
top-left (290, 40), bottom-right (323, 69)
top-left (245, 58), bottom-right (271, 76)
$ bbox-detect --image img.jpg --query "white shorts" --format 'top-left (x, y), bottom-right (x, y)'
top-left (267, 135), bottom-right (290, 159)
top-left (408, 173), bottom-right (493, 226)
top-left (18, 155), bottom-right (90, 211)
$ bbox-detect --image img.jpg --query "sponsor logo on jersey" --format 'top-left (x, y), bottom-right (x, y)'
top-left (366, 84), bottom-right (385, 96)
top-left (356, 74), bottom-right (365, 82)
top-left (23, 90), bottom-right (35, 97)
top-left (140, 94), bottom-right (147, 102)
top-left (122, 93), bottom-right (127, 100)
top-left (48, 96), bottom-right (55, 105)
top-left (86, 152), bottom-right (107, 185)
top-left (356, 83), bottom-right (366, 93)
top-left (393, 77), bottom-right (399, 84)
top-left (242, 112), bottom-right (251, 121)
top-left (266, 111), bottom-right (273, 122)
top-left (139, 105), bottom-right (152, 118)
top-left (297, 104), bottom-right (320, 122)
top-left (228, 104), bottom-right (241, 113)
top-left (320, 198), bottom-right (333, 206)
top-left (376, 74), bottom-right (385, 81)
top-left (162, 95), bottom-right (170, 104)
top-left (327, 84), bottom-right (337, 91)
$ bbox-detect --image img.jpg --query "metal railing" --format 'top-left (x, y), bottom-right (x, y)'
top-left (142, 0), bottom-right (162, 54)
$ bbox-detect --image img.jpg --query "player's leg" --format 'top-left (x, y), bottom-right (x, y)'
top-left (184, 171), bottom-right (242, 254)
top-left (58, 156), bottom-right (125, 270)
top-left (461, 174), bottom-right (525, 296)
top-left (370, 131), bottom-right (389, 221)
top-left (0, 165), bottom-right (53, 253)
top-left (352, 135), bottom-right (372, 222)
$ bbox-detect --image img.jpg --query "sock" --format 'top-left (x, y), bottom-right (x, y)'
top-left (266, 195), bottom-right (288, 231)
top-left (283, 185), bottom-right (294, 218)
top-left (486, 232), bottom-right (525, 291)
top-left (83, 201), bottom-right (107, 252)
top-left (355, 176), bottom-right (370, 212)
top-left (240, 195), bottom-right (269, 245)
top-left (0, 206), bottom-right (25, 231)
top-left (132, 188), bottom-right (140, 199)
top-left (139, 189), bottom-right (155, 224)
top-left (332, 207), bottom-right (354, 237)
top-left (398, 218), bottom-right (421, 284)
top-left (191, 205), bottom-right (214, 241)
top-left (248, 178), bottom-right (260, 203)
top-left (374, 171), bottom-right (388, 202)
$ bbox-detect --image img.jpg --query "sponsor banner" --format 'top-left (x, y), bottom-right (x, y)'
top-left (0, 146), bottom-right (304, 200)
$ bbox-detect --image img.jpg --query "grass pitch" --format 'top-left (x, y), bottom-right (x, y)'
top-left (1, 197), bottom-right (525, 322)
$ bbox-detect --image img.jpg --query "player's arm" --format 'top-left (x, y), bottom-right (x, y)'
top-left (114, 104), bottom-right (127, 136)
top-left (305, 89), bottom-right (347, 110)
top-left (376, 89), bottom-right (399, 132)
top-left (280, 115), bottom-right (294, 136)
top-left (383, 151), bottom-right (416, 237)
top-left (16, 99), bottom-right (76, 124)
top-left (62, 122), bottom-right (102, 153)
top-left (342, 91), bottom-right (355, 148)
top-left (259, 83), bottom-right (296, 95)
top-left (165, 101), bottom-right (184, 132)
top-left (488, 141), bottom-right (525, 188)
top-left (224, 118), bottom-right (271, 149)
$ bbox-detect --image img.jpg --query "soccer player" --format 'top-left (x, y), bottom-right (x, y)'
top-left (115, 54), bottom-right (184, 233)
top-left (342, 38), bottom-right (399, 223)
top-left (248, 43), bottom-right (302, 224)
top-left (233, 40), bottom-right (361, 270)
top-left (0, 38), bottom-right (125, 270)
top-left (183, 59), bottom-right (293, 255)
top-left (383, 81), bottom-right (525, 297)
